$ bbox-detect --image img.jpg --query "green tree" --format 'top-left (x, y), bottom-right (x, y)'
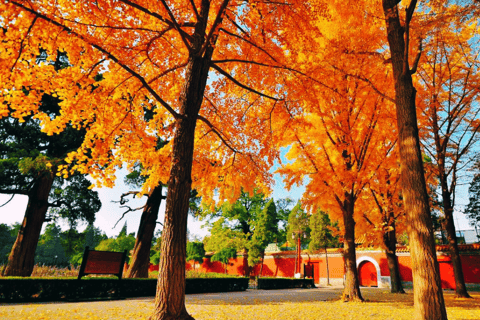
top-left (309, 210), bottom-right (339, 286)
top-left (309, 210), bottom-right (338, 251)
top-left (201, 189), bottom-right (267, 236)
top-left (186, 241), bottom-right (205, 270)
top-left (69, 224), bottom-right (107, 266)
top-left (210, 248), bottom-right (237, 274)
top-left (286, 202), bottom-right (310, 275)
top-left (275, 198), bottom-right (295, 245)
top-left (204, 218), bottom-right (246, 275)
top-left (247, 199), bottom-right (278, 275)
top-left (0, 51), bottom-right (101, 276)
top-left (465, 174), bottom-right (480, 237)
top-left (35, 223), bottom-right (69, 267)
top-left (286, 202), bottom-right (310, 245)
top-left (203, 218), bottom-right (247, 254)
top-left (150, 230), bottom-right (163, 265)
top-left (95, 225), bottom-right (136, 261)
top-left (201, 189), bottom-right (273, 274)
top-left (0, 223), bottom-right (18, 264)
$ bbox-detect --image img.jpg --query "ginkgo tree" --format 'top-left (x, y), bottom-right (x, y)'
top-left (277, 1), bottom-right (398, 300)
top-left (416, 16), bottom-right (480, 298)
top-left (0, 1), bottom-right (324, 319)
top-left (358, 162), bottom-right (406, 294)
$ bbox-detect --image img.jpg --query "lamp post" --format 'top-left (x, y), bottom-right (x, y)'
top-left (292, 231), bottom-right (306, 275)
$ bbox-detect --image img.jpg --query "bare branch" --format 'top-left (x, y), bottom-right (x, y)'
top-left (0, 195), bottom-right (15, 208)
top-left (113, 204), bottom-right (147, 228)
top-left (0, 188), bottom-right (29, 196)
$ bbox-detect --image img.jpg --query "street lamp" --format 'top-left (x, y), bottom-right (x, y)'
top-left (292, 231), bottom-right (307, 275)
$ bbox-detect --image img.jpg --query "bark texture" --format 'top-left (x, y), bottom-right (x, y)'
top-left (382, 1), bottom-right (447, 318)
top-left (431, 99), bottom-right (470, 297)
top-left (325, 247), bottom-right (330, 286)
top-left (151, 1), bottom-right (220, 318)
top-left (2, 172), bottom-right (55, 276)
top-left (383, 222), bottom-right (405, 293)
top-left (125, 185), bottom-right (164, 279)
top-left (441, 192), bottom-right (470, 297)
top-left (341, 196), bottom-right (363, 302)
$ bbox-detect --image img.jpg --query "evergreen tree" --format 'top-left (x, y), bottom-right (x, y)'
top-left (247, 199), bottom-right (278, 269)
top-left (95, 226), bottom-right (136, 258)
top-left (286, 202), bottom-right (310, 246)
top-left (309, 210), bottom-right (339, 251)
top-left (0, 224), bottom-right (18, 264)
top-left (35, 223), bottom-right (69, 267)
top-left (465, 174), bottom-right (480, 237)
top-left (0, 51), bottom-right (101, 276)
top-left (309, 210), bottom-right (339, 286)
top-left (69, 224), bottom-right (107, 266)
top-left (286, 202), bottom-right (310, 275)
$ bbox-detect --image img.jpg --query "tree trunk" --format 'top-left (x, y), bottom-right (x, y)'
top-left (259, 250), bottom-right (265, 277)
top-left (2, 172), bottom-right (55, 276)
top-left (325, 246), bottom-right (330, 286)
top-left (382, 1), bottom-right (447, 319)
top-left (342, 196), bottom-right (363, 302)
top-left (441, 189), bottom-right (470, 298)
top-left (383, 221), bottom-right (405, 293)
top-left (125, 185), bottom-right (164, 279)
top-left (151, 1), bottom-right (216, 318)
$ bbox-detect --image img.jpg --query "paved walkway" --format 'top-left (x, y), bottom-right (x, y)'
top-left (2, 286), bottom-right (478, 320)
top-left (0, 286), bottom-right (349, 319)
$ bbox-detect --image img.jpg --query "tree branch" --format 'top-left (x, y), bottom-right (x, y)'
top-left (197, 114), bottom-right (239, 154)
top-left (210, 63), bottom-right (279, 101)
top-left (159, 0), bottom-right (192, 51)
top-left (0, 194), bottom-right (15, 208)
top-left (213, 58), bottom-right (338, 94)
top-left (0, 189), bottom-right (29, 196)
top-left (330, 64), bottom-right (395, 104)
top-left (199, 0), bottom-right (230, 57)
top-left (11, 16), bottom-right (38, 72)
top-left (113, 204), bottom-right (147, 228)
top-left (410, 38), bottom-right (422, 75)
top-left (118, 0), bottom-right (195, 43)
top-left (189, 0), bottom-right (200, 20)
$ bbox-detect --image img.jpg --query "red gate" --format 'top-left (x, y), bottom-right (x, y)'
top-left (359, 261), bottom-right (378, 287)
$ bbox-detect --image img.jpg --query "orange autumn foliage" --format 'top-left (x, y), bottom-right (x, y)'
top-left (0, 1), bottom-right (327, 203)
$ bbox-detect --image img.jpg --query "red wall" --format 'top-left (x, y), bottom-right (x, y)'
top-left (148, 247), bottom-right (480, 289)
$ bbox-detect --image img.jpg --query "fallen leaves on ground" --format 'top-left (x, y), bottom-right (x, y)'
top-left (0, 288), bottom-right (479, 319)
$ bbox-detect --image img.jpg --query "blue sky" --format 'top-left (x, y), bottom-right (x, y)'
top-left (0, 160), bottom-right (474, 239)
top-left (0, 163), bottom-right (306, 239)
